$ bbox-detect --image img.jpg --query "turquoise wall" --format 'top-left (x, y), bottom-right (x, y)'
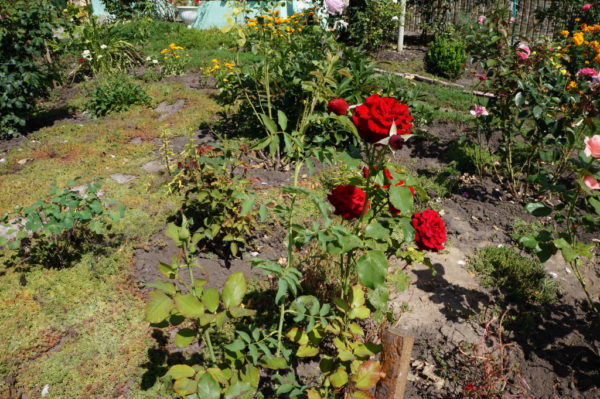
top-left (91, 0), bottom-right (308, 28)
top-left (192, 1), bottom-right (297, 29)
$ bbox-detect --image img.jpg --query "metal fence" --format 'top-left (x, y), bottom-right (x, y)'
top-left (403, 0), bottom-right (559, 39)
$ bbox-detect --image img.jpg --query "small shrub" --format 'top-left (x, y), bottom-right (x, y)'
top-left (167, 143), bottom-right (258, 257)
top-left (86, 77), bottom-right (151, 117)
top-left (468, 246), bottom-right (557, 306)
top-left (445, 138), bottom-right (498, 174)
top-left (0, 179), bottom-right (124, 268)
top-left (425, 34), bottom-right (467, 80)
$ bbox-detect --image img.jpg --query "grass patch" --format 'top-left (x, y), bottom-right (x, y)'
top-left (468, 246), bottom-right (557, 306)
top-left (444, 138), bottom-right (499, 174)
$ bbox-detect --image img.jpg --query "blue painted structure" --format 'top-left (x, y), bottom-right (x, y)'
top-left (192, 1), bottom-right (297, 29)
top-left (90, 0), bottom-right (309, 28)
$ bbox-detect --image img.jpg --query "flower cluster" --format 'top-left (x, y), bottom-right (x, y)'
top-left (205, 58), bottom-right (235, 75)
top-left (245, 10), bottom-right (316, 37)
top-left (158, 43), bottom-right (190, 75)
top-left (160, 42), bottom-right (190, 59)
top-left (326, 95), bottom-right (447, 251)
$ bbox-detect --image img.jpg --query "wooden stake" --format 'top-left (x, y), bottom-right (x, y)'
top-left (375, 328), bottom-right (414, 399)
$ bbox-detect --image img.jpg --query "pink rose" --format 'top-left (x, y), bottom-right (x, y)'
top-left (477, 16), bottom-right (486, 23)
top-left (577, 67), bottom-right (598, 77)
top-left (510, 16), bottom-right (516, 23)
top-left (583, 175), bottom-right (600, 190)
top-left (582, 3), bottom-right (592, 11)
top-left (470, 105), bottom-right (489, 117)
top-left (475, 73), bottom-right (487, 80)
top-left (584, 135), bottom-right (600, 158)
top-left (324, 0), bottom-right (346, 15)
top-left (517, 44), bottom-right (531, 60)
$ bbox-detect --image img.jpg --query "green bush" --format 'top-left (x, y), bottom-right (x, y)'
top-left (425, 34), bottom-right (467, 80)
top-left (0, 0), bottom-right (65, 138)
top-left (86, 76), bottom-right (151, 117)
top-left (347, 0), bottom-right (403, 51)
top-left (468, 246), bottom-right (557, 306)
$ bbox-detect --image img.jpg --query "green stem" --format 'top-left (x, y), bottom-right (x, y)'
top-left (275, 161), bottom-right (303, 356)
top-left (204, 329), bottom-right (217, 364)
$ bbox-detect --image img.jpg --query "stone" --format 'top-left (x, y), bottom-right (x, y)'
top-left (141, 161), bottom-right (165, 173)
top-left (129, 137), bottom-right (143, 145)
top-left (110, 174), bottom-right (137, 184)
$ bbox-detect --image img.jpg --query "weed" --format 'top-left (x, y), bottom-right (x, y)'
top-left (414, 163), bottom-right (461, 199)
top-left (468, 246), bottom-right (557, 306)
top-left (445, 138), bottom-right (498, 175)
top-left (86, 76), bottom-right (151, 117)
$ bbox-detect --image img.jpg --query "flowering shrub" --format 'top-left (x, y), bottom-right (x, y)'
top-left (158, 42), bottom-right (191, 75)
top-left (74, 17), bottom-right (142, 77)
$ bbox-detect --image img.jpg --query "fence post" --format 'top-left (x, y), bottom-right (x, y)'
top-left (375, 327), bottom-right (414, 399)
top-left (397, 0), bottom-right (407, 53)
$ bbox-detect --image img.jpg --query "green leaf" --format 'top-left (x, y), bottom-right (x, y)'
top-left (229, 307), bottom-right (257, 318)
top-left (389, 185), bottom-right (413, 215)
top-left (168, 364), bottom-right (195, 379)
top-left (262, 357), bottom-right (288, 370)
top-left (260, 113), bottom-right (278, 134)
top-left (225, 339), bottom-right (246, 352)
top-left (173, 377), bottom-right (197, 396)
top-left (197, 372), bottom-right (220, 399)
top-left (356, 250), bottom-right (388, 290)
top-left (158, 262), bottom-right (176, 279)
top-left (532, 105), bottom-right (543, 118)
top-left (146, 281), bottom-right (176, 296)
top-left (203, 287), bottom-right (220, 313)
top-left (514, 92), bottom-right (524, 107)
top-left (239, 195), bottom-right (256, 217)
top-left (222, 272), bottom-right (247, 309)
top-left (296, 344), bottom-right (320, 357)
top-left (224, 381), bottom-right (254, 399)
top-left (353, 360), bottom-right (382, 390)
top-left (525, 202), bottom-right (552, 217)
top-left (165, 223), bottom-right (181, 245)
top-left (145, 291), bottom-right (173, 323)
top-left (589, 198), bottom-right (600, 215)
top-left (368, 286), bottom-right (390, 312)
top-left (329, 367), bottom-right (348, 388)
top-left (365, 222), bottom-right (389, 240)
top-left (277, 110), bottom-right (288, 131)
top-left (174, 328), bottom-right (196, 347)
top-left (519, 236), bottom-right (538, 249)
top-left (174, 294), bottom-right (205, 318)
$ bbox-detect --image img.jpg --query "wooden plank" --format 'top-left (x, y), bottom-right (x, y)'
top-left (375, 328), bottom-right (414, 399)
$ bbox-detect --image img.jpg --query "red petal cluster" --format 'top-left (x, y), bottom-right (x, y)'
top-left (327, 184), bottom-right (368, 220)
top-left (411, 209), bottom-right (447, 251)
top-left (327, 98), bottom-right (350, 116)
top-left (352, 94), bottom-right (412, 143)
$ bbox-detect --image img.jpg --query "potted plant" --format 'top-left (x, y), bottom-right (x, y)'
top-left (173, 0), bottom-right (200, 27)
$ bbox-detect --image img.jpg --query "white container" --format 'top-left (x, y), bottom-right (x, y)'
top-left (177, 6), bottom-right (199, 27)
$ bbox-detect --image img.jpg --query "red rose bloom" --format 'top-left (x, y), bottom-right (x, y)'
top-left (328, 184), bottom-right (368, 219)
top-left (328, 98), bottom-right (350, 115)
top-left (78, 58), bottom-right (84, 63)
top-left (411, 209), bottom-right (447, 251)
top-left (352, 94), bottom-right (412, 144)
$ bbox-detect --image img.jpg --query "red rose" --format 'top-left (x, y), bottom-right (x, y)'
top-left (78, 58), bottom-right (84, 63)
top-left (328, 98), bottom-right (349, 115)
top-left (328, 184), bottom-right (368, 219)
top-left (352, 94), bottom-right (412, 144)
top-left (411, 209), bottom-right (447, 251)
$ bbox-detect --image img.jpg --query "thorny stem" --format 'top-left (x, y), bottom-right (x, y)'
top-left (276, 161), bottom-right (303, 356)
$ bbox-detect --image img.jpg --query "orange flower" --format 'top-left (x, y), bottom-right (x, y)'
top-left (573, 32), bottom-right (585, 45)
top-left (566, 81), bottom-right (578, 90)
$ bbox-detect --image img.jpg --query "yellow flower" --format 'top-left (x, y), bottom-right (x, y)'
top-left (175, 46), bottom-right (184, 50)
top-left (573, 32), bottom-right (584, 46)
top-left (560, 68), bottom-right (567, 75)
top-left (560, 30), bottom-right (569, 37)
top-left (176, 55), bottom-right (180, 58)
top-left (273, 9), bottom-right (280, 15)
top-left (211, 58), bottom-right (219, 63)
top-left (161, 48), bottom-right (169, 54)
top-left (224, 62), bottom-right (235, 69)
top-left (185, 54), bottom-right (190, 57)
top-left (169, 43), bottom-right (176, 49)
top-left (248, 21), bottom-right (256, 27)
top-left (223, 78), bottom-right (228, 82)
top-left (566, 81), bottom-right (577, 90)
